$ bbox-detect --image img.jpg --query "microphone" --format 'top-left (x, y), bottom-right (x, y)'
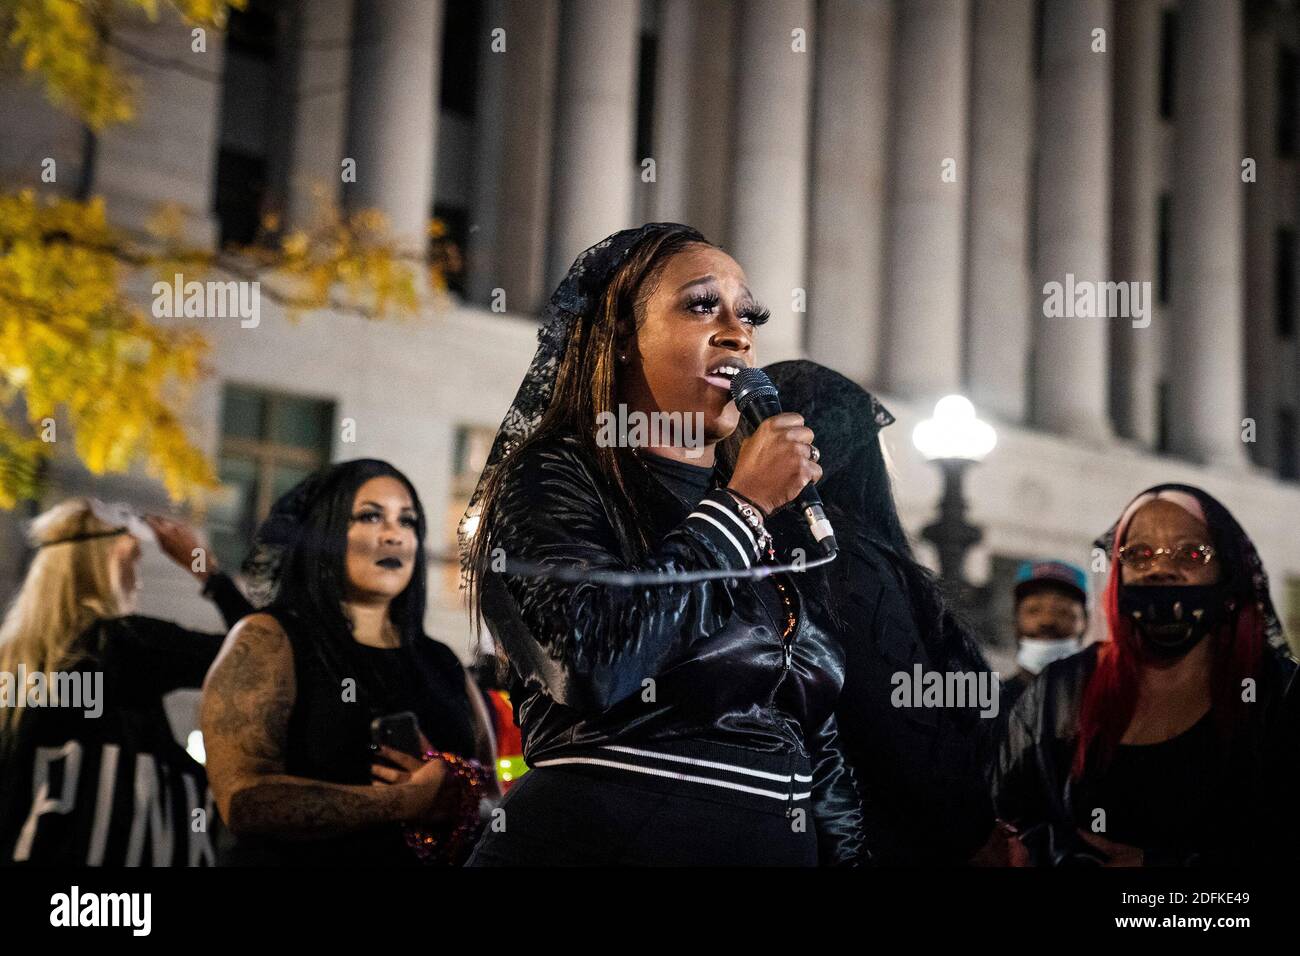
top-left (730, 367), bottom-right (838, 558)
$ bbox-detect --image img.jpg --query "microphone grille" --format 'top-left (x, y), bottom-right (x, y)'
top-left (731, 366), bottom-right (778, 410)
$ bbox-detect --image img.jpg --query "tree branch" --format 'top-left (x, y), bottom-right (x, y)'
top-left (106, 34), bottom-right (225, 84)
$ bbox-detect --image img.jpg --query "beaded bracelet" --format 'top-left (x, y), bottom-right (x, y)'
top-left (723, 486), bottom-right (770, 518)
top-left (403, 750), bottom-right (491, 865)
top-left (724, 490), bottom-right (773, 560)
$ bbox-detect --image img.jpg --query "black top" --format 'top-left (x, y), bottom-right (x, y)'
top-left (215, 608), bottom-right (477, 866)
top-left (637, 450), bottom-right (713, 500)
top-left (1075, 713), bottom-right (1228, 856)
top-left (0, 571), bottom-right (252, 866)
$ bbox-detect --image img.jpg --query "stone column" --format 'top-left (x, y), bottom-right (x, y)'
top-left (1031, 0), bottom-right (1113, 442)
top-left (965, 0), bottom-right (1035, 423)
top-left (687, 1), bottom-right (736, 244)
top-left (344, 0), bottom-right (444, 253)
top-left (1110, 0), bottom-right (1162, 447)
top-left (648, 1), bottom-right (734, 230)
top-left (466, 0), bottom-right (559, 315)
top-left (545, 0), bottom-right (640, 290)
top-left (649, 0), bottom-right (697, 226)
top-left (264, 0), bottom-right (355, 232)
top-left (725, 0), bottom-right (816, 364)
top-left (806, 0), bottom-right (892, 386)
top-left (883, 0), bottom-right (969, 398)
top-left (644, 0), bottom-right (736, 243)
top-left (1168, 0), bottom-right (1248, 467)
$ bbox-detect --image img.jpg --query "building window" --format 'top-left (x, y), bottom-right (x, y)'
top-left (1277, 227), bottom-right (1296, 339)
top-left (214, 149), bottom-right (267, 247)
top-left (1157, 193), bottom-right (1172, 306)
top-left (1033, 0), bottom-right (1045, 78)
top-left (213, 0), bottom-right (281, 247)
top-left (224, 0), bottom-right (277, 58)
top-left (1281, 408), bottom-right (1298, 482)
top-left (209, 385), bottom-right (335, 572)
top-left (442, 425), bottom-right (496, 599)
top-left (427, 0), bottom-right (484, 296)
top-left (635, 28), bottom-right (658, 164)
top-left (1280, 47), bottom-right (1298, 158)
top-left (432, 202), bottom-right (468, 296)
top-left (440, 0), bottom-right (481, 118)
top-left (1159, 8), bottom-right (1178, 120)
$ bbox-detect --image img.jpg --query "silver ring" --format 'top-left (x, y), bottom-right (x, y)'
top-left (809, 444), bottom-right (820, 464)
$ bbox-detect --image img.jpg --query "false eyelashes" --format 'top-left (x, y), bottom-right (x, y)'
top-left (683, 291), bottom-right (770, 327)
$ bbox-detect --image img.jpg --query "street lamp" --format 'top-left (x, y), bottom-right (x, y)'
top-left (912, 396), bottom-right (997, 612)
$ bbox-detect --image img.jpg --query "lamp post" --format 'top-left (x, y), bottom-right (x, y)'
top-left (912, 396), bottom-right (997, 615)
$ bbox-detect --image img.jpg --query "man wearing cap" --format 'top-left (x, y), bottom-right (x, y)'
top-left (1003, 560), bottom-right (1089, 708)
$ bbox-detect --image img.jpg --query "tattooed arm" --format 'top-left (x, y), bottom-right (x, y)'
top-left (200, 613), bottom-right (445, 840)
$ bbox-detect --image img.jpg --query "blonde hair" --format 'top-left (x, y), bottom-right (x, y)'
top-left (0, 498), bottom-right (132, 738)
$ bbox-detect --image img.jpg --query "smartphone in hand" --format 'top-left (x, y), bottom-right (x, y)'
top-left (370, 711), bottom-right (423, 759)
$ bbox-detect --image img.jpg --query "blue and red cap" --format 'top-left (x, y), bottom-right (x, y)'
top-left (1013, 559), bottom-right (1088, 605)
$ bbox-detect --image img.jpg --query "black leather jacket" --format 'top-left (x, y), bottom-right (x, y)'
top-left (994, 642), bottom-right (1297, 865)
top-left (480, 432), bottom-right (865, 864)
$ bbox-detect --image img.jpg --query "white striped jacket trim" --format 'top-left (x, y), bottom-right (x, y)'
top-left (602, 744), bottom-right (814, 784)
top-left (531, 755), bottom-right (813, 802)
top-left (698, 498), bottom-right (757, 548)
top-left (687, 510), bottom-right (753, 568)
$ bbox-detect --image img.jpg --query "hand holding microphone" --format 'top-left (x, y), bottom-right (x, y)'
top-left (727, 413), bottom-right (821, 516)
top-left (727, 367), bottom-right (838, 558)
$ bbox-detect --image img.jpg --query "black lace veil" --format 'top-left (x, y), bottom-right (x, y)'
top-left (455, 222), bottom-right (706, 577)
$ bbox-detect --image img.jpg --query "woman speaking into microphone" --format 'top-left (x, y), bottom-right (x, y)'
top-left (461, 223), bottom-right (864, 866)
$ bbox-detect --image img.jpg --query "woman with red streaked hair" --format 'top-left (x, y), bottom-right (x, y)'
top-left (994, 484), bottom-right (1297, 866)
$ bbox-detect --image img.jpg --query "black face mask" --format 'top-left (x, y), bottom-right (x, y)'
top-left (1118, 583), bottom-right (1233, 659)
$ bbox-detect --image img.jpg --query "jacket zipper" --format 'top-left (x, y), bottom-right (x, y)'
top-left (759, 578), bottom-right (795, 711)
top-left (782, 633), bottom-right (798, 816)
top-left (760, 574), bottom-right (801, 815)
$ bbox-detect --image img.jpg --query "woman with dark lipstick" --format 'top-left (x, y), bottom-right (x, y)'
top-left (462, 223), bottom-right (864, 866)
top-left (202, 459), bottom-right (499, 865)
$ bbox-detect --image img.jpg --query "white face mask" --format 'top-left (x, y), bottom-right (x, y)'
top-left (1016, 637), bottom-right (1083, 675)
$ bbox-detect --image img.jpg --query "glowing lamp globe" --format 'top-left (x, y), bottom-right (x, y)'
top-left (912, 395), bottom-right (997, 463)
